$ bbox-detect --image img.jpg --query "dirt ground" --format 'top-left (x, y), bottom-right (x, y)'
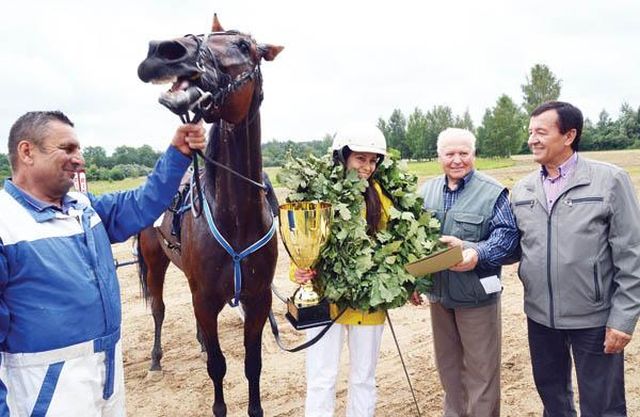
top-left (117, 151), bottom-right (640, 416)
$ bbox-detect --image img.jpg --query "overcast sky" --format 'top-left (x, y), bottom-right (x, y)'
top-left (1, 0), bottom-right (639, 153)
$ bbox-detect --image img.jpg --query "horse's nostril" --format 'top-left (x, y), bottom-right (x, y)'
top-left (156, 41), bottom-right (188, 60)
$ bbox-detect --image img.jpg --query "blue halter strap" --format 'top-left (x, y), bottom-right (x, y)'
top-left (201, 194), bottom-right (276, 307)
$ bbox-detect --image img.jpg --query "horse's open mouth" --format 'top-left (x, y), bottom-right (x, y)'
top-left (151, 76), bottom-right (190, 94)
top-left (153, 76), bottom-right (206, 115)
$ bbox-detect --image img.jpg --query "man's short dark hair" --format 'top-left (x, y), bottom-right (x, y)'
top-left (531, 101), bottom-right (583, 151)
top-left (7, 111), bottom-right (74, 171)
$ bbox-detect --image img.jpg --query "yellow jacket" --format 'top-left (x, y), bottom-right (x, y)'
top-left (290, 180), bottom-right (393, 325)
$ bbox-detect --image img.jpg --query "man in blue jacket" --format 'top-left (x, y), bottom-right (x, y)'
top-left (0, 110), bottom-right (205, 416)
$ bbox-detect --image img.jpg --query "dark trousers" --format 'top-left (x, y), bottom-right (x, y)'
top-left (527, 318), bottom-right (627, 417)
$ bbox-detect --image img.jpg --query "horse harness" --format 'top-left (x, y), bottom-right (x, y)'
top-left (155, 167), bottom-right (275, 309)
top-left (159, 31), bottom-right (269, 214)
top-left (153, 30), bottom-right (277, 306)
top-left (154, 30), bottom-right (277, 310)
top-left (187, 31), bottom-right (263, 114)
top-left (201, 193), bottom-right (276, 307)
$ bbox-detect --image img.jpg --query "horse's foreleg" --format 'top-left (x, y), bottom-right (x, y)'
top-left (196, 322), bottom-right (207, 353)
top-left (195, 302), bottom-right (227, 417)
top-left (243, 294), bottom-right (271, 417)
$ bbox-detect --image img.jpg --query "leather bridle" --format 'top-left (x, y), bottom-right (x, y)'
top-left (186, 31), bottom-right (263, 115)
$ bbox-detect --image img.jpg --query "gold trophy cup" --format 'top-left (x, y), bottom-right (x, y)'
top-left (279, 201), bottom-right (333, 329)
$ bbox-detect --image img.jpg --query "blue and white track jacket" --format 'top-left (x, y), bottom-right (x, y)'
top-left (0, 146), bottom-right (190, 408)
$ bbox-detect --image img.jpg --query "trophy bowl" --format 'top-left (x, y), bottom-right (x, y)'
top-left (278, 201), bottom-right (333, 329)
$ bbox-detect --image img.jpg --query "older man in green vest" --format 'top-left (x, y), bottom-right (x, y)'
top-left (415, 128), bottom-right (519, 417)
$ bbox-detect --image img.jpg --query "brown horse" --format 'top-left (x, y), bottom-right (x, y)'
top-left (136, 15), bottom-right (282, 417)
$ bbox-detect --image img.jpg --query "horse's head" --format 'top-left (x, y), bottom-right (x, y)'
top-left (138, 15), bottom-right (283, 124)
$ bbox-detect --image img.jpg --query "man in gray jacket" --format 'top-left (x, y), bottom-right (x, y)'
top-left (511, 101), bottom-right (640, 416)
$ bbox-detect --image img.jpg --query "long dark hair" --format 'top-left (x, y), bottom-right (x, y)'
top-left (364, 177), bottom-right (382, 235)
top-left (334, 146), bottom-right (382, 235)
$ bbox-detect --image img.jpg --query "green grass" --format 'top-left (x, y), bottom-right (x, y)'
top-left (264, 166), bottom-right (281, 187)
top-left (266, 158), bottom-right (514, 187)
top-left (88, 169), bottom-right (283, 194)
top-left (89, 169), bottom-right (284, 194)
top-left (407, 157), bottom-right (515, 178)
top-left (8, 151), bottom-right (639, 196)
top-left (626, 165), bottom-right (640, 175)
top-left (87, 177), bottom-right (146, 195)
top-left (88, 158), bottom-right (515, 194)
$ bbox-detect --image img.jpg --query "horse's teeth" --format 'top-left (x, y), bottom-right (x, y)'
top-left (150, 76), bottom-right (178, 85)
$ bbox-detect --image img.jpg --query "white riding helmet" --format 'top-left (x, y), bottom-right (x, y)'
top-left (332, 125), bottom-right (387, 156)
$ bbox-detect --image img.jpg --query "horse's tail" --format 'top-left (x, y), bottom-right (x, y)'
top-left (136, 233), bottom-right (151, 304)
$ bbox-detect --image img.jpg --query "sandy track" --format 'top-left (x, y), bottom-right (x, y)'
top-left (117, 242), bottom-right (639, 416)
top-left (118, 151), bottom-right (640, 416)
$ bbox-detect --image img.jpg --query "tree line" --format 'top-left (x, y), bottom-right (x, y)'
top-left (80, 145), bottom-right (161, 181)
top-left (0, 154), bottom-right (9, 182)
top-left (261, 65), bottom-right (639, 163)
top-left (377, 64), bottom-right (640, 159)
top-left (262, 136), bottom-right (333, 167)
top-left (2, 65), bottom-right (639, 182)
top-left (0, 145), bottom-right (162, 184)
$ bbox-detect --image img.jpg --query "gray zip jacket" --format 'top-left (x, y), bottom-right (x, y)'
top-left (511, 155), bottom-right (640, 334)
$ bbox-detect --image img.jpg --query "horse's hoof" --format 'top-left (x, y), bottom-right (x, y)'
top-left (213, 403), bottom-right (227, 417)
top-left (200, 351), bottom-right (208, 363)
top-left (145, 369), bottom-right (164, 382)
top-left (248, 407), bottom-right (263, 417)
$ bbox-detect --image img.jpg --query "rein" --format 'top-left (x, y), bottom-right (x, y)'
top-left (178, 109), bottom-right (267, 218)
top-left (179, 111), bottom-right (267, 190)
top-left (266, 307), bottom-right (346, 353)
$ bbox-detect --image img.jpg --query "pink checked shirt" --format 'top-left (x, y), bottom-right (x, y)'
top-left (541, 152), bottom-right (578, 210)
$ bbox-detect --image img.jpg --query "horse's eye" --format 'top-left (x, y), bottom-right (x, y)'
top-left (237, 40), bottom-right (251, 54)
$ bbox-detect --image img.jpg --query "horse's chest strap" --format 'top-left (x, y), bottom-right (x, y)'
top-left (202, 196), bottom-right (276, 307)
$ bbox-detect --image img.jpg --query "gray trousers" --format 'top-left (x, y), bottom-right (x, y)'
top-left (430, 300), bottom-right (501, 417)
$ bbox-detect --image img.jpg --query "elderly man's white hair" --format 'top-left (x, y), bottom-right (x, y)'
top-left (436, 128), bottom-right (477, 155)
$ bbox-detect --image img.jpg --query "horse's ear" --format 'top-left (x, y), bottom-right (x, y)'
top-left (258, 44), bottom-right (284, 61)
top-left (212, 13), bottom-right (224, 32)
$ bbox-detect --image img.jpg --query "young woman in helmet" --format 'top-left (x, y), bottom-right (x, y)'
top-left (294, 126), bottom-right (393, 417)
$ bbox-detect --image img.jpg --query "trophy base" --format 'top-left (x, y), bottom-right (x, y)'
top-left (286, 297), bottom-right (332, 330)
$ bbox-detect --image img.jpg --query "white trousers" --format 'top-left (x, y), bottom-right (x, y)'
top-left (305, 323), bottom-right (384, 417)
top-left (0, 339), bottom-right (125, 417)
